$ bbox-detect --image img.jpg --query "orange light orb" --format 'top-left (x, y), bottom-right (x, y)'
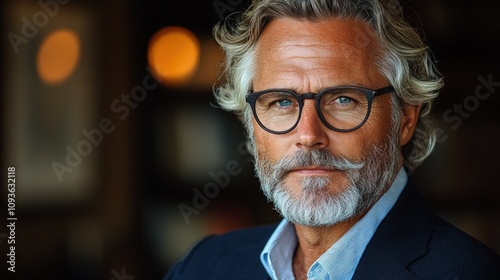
top-left (37, 29), bottom-right (81, 85)
top-left (148, 26), bottom-right (200, 86)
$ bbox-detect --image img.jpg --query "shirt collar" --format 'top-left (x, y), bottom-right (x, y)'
top-left (260, 219), bottom-right (296, 280)
top-left (260, 167), bottom-right (408, 280)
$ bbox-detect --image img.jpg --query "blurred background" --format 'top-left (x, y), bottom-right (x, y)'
top-left (1, 0), bottom-right (499, 279)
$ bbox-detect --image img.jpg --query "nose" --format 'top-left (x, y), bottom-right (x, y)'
top-left (295, 100), bottom-right (329, 150)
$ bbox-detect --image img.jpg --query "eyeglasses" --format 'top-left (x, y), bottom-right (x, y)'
top-left (245, 85), bottom-right (395, 134)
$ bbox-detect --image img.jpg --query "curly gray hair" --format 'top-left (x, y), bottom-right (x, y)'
top-left (213, 0), bottom-right (444, 171)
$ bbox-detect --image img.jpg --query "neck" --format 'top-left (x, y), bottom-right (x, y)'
top-left (292, 213), bottom-right (366, 279)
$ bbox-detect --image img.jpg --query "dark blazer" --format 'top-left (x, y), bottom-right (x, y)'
top-left (165, 180), bottom-right (500, 279)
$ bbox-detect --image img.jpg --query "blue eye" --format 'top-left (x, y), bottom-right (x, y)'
top-left (336, 96), bottom-right (352, 104)
top-left (277, 99), bottom-right (293, 107)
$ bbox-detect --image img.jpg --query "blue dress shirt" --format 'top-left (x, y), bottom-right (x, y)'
top-left (260, 167), bottom-right (408, 280)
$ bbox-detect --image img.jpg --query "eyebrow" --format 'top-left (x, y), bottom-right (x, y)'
top-left (251, 83), bottom-right (371, 94)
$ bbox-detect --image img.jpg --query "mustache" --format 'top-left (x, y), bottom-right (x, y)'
top-left (271, 149), bottom-right (364, 181)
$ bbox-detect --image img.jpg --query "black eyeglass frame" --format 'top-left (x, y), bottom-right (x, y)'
top-left (245, 85), bottom-right (395, 134)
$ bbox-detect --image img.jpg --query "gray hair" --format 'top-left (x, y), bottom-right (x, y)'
top-left (213, 0), bottom-right (444, 171)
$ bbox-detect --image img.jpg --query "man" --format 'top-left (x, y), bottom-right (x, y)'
top-left (166, 0), bottom-right (500, 279)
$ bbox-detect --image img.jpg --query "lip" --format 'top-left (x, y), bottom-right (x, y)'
top-left (290, 167), bottom-right (338, 175)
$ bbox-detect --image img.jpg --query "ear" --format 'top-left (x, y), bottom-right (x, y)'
top-left (399, 104), bottom-right (421, 146)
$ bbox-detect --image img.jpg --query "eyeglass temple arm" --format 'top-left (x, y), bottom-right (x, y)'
top-left (374, 86), bottom-right (395, 97)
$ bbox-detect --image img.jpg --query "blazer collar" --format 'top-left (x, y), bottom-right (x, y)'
top-left (352, 178), bottom-right (434, 279)
top-left (212, 225), bottom-right (276, 280)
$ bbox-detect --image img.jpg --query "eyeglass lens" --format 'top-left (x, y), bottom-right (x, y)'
top-left (254, 88), bottom-right (371, 133)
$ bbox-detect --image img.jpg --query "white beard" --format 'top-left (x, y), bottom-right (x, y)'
top-left (255, 133), bottom-right (400, 227)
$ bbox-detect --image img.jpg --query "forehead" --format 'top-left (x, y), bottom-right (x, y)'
top-left (254, 18), bottom-right (385, 90)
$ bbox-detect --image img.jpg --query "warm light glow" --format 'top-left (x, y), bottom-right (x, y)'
top-left (37, 29), bottom-right (81, 85)
top-left (148, 26), bottom-right (200, 85)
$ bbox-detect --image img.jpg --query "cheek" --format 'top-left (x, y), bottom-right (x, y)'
top-left (330, 112), bottom-right (392, 160)
top-left (253, 119), bottom-right (282, 162)
top-left (328, 134), bottom-right (366, 160)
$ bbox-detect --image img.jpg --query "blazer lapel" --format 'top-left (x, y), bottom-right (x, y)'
top-left (352, 179), bottom-right (434, 279)
top-left (215, 252), bottom-right (271, 280)
top-left (211, 225), bottom-right (275, 280)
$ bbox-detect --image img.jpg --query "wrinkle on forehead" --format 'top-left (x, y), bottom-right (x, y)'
top-left (254, 18), bottom-right (385, 91)
top-left (258, 18), bottom-right (378, 58)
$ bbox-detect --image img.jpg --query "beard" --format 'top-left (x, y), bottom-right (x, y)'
top-left (254, 131), bottom-right (401, 227)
